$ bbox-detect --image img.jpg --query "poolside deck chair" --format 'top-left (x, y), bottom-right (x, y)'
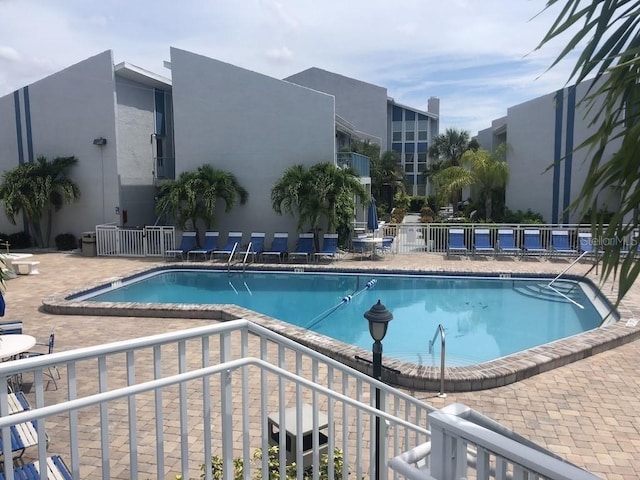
top-left (551, 229), bottom-right (577, 257)
top-left (7, 391), bottom-right (31, 415)
top-left (523, 229), bottom-right (547, 257)
top-left (0, 420), bottom-right (40, 459)
top-left (187, 231), bottom-right (219, 261)
top-left (211, 232), bottom-right (243, 261)
top-left (0, 320), bottom-right (23, 335)
top-left (314, 233), bottom-right (339, 262)
top-left (446, 228), bottom-right (468, 257)
top-left (473, 228), bottom-right (495, 257)
top-left (351, 237), bottom-right (368, 260)
top-left (244, 232), bottom-right (266, 263)
top-left (0, 455), bottom-right (72, 480)
top-left (578, 232), bottom-right (602, 258)
top-left (497, 229), bottom-right (521, 256)
top-left (25, 327), bottom-right (60, 391)
top-left (289, 233), bottom-right (315, 263)
top-left (262, 233), bottom-right (289, 262)
top-left (377, 236), bottom-right (395, 257)
top-left (165, 232), bottom-right (197, 261)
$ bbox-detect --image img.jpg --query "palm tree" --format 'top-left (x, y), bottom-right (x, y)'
top-left (536, 0), bottom-right (640, 302)
top-left (0, 156), bottom-right (80, 248)
top-left (428, 128), bottom-right (471, 167)
top-left (371, 151), bottom-right (405, 211)
top-left (156, 165), bottom-right (247, 241)
top-left (271, 162), bottom-right (367, 250)
top-left (433, 146), bottom-right (509, 221)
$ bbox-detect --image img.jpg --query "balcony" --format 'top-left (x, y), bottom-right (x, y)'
top-left (337, 152), bottom-right (370, 178)
top-left (0, 319), bottom-right (602, 479)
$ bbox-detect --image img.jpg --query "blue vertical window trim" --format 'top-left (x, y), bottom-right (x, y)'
top-left (562, 86), bottom-right (576, 224)
top-left (552, 89), bottom-right (564, 224)
top-left (155, 89), bottom-right (165, 136)
top-left (13, 91), bottom-right (24, 165)
top-left (23, 86), bottom-right (34, 163)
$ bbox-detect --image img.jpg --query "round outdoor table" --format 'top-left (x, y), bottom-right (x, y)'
top-left (359, 237), bottom-right (383, 259)
top-left (0, 334), bottom-right (36, 360)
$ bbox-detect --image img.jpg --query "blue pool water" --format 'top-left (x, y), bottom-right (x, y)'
top-left (78, 269), bottom-right (608, 367)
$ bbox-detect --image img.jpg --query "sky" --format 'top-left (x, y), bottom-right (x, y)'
top-left (0, 0), bottom-right (581, 134)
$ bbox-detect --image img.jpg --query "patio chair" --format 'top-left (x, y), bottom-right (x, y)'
top-left (289, 233), bottom-right (315, 263)
top-left (262, 233), bottom-right (289, 262)
top-left (497, 229), bottom-right (521, 256)
top-left (473, 228), bottom-right (495, 257)
top-left (187, 231), bottom-right (219, 261)
top-left (7, 391), bottom-right (31, 415)
top-left (551, 230), bottom-right (577, 257)
top-left (244, 232), bottom-right (266, 263)
top-left (0, 455), bottom-right (72, 480)
top-left (314, 233), bottom-right (339, 262)
top-left (211, 232), bottom-right (243, 261)
top-left (446, 228), bottom-right (468, 257)
top-left (351, 237), bottom-right (368, 260)
top-left (25, 328), bottom-right (60, 390)
top-left (165, 232), bottom-right (197, 261)
top-left (377, 236), bottom-right (395, 257)
top-left (523, 229), bottom-right (547, 257)
top-left (0, 320), bottom-right (23, 335)
top-left (578, 232), bottom-right (602, 257)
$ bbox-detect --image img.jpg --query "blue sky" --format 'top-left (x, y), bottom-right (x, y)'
top-left (0, 0), bottom-right (580, 134)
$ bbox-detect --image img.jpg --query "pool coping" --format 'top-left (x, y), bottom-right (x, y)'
top-left (42, 263), bottom-right (640, 392)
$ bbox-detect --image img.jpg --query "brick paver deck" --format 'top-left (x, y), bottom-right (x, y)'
top-left (6, 251), bottom-right (640, 479)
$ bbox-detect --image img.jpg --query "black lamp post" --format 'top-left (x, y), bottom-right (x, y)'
top-left (364, 300), bottom-right (393, 480)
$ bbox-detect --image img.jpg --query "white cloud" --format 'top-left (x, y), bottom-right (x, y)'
top-left (0, 0), bottom-right (583, 134)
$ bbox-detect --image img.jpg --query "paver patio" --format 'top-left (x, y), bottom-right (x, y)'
top-left (5, 250), bottom-right (640, 479)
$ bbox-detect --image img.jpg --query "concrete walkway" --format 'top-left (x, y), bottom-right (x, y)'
top-left (5, 251), bottom-right (640, 479)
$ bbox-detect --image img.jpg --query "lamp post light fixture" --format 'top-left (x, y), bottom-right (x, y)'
top-left (364, 300), bottom-right (393, 480)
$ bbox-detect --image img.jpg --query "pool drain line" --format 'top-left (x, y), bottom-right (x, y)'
top-left (305, 279), bottom-right (377, 330)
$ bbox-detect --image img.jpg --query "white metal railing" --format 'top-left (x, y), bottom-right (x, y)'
top-left (95, 224), bottom-right (174, 257)
top-left (0, 320), bottom-right (603, 480)
top-left (378, 222), bottom-right (633, 255)
top-left (0, 320), bottom-right (434, 480)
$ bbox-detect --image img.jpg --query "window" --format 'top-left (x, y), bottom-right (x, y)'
top-left (405, 164), bottom-right (414, 173)
top-left (405, 131), bottom-right (415, 141)
top-left (392, 143), bottom-right (402, 154)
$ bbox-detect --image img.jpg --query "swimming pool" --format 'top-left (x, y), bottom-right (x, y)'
top-left (72, 269), bottom-right (615, 367)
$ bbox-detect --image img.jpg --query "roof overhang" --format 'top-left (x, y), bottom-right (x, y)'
top-left (114, 62), bottom-right (172, 89)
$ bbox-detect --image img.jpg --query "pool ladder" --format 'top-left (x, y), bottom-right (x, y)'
top-left (428, 324), bottom-right (446, 398)
top-left (226, 242), bottom-right (253, 273)
top-left (546, 250), bottom-right (588, 309)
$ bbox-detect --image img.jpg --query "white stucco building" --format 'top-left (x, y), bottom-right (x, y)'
top-left (477, 77), bottom-right (621, 224)
top-left (0, 47), bottom-right (439, 245)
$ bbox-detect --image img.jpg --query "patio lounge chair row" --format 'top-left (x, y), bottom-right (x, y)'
top-left (446, 228), bottom-right (611, 258)
top-left (166, 232), bottom-right (342, 263)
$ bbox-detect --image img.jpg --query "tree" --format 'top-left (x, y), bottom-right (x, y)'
top-left (155, 165), bottom-right (247, 241)
top-left (536, 0), bottom-right (640, 301)
top-left (433, 146), bottom-right (509, 221)
top-left (371, 151), bottom-right (405, 211)
top-left (271, 162), bottom-right (367, 250)
top-left (0, 156), bottom-right (80, 248)
top-left (428, 128), bottom-right (472, 167)
top-left (428, 128), bottom-right (473, 211)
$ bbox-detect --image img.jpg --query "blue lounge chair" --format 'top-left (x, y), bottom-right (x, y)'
top-left (551, 230), bottom-right (577, 257)
top-left (0, 455), bottom-right (72, 480)
top-left (212, 232), bottom-right (243, 260)
top-left (314, 233), bottom-right (339, 262)
top-left (244, 232), bottom-right (266, 262)
top-left (377, 236), bottom-right (395, 257)
top-left (447, 228), bottom-right (468, 257)
top-left (262, 233), bottom-right (289, 262)
top-left (187, 231), bottom-right (219, 261)
top-left (473, 228), bottom-right (495, 257)
top-left (497, 229), bottom-right (521, 256)
top-left (165, 232), bottom-right (197, 261)
top-left (289, 233), bottom-right (315, 263)
top-left (523, 229), bottom-right (547, 257)
top-left (578, 232), bottom-right (602, 257)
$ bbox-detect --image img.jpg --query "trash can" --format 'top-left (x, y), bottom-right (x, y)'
top-left (81, 231), bottom-right (97, 257)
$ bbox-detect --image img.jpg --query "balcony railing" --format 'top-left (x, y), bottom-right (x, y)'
top-left (337, 152), bottom-right (371, 178)
top-left (155, 156), bottom-right (176, 180)
top-left (0, 319), bottom-right (601, 479)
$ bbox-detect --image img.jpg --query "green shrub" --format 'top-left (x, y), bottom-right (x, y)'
top-left (55, 233), bottom-right (78, 251)
top-left (7, 231), bottom-right (30, 249)
top-left (204, 446), bottom-right (347, 480)
top-left (502, 208), bottom-right (544, 224)
top-left (408, 196), bottom-right (426, 213)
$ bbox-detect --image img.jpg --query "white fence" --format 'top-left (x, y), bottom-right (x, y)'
top-left (0, 320), bottom-right (601, 479)
top-left (95, 224), bottom-right (175, 257)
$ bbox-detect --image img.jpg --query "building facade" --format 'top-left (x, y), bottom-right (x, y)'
top-left (477, 78), bottom-right (620, 224)
top-left (0, 48), bottom-right (438, 245)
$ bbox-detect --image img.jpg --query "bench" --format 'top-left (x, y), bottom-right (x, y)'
top-left (11, 260), bottom-right (40, 275)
